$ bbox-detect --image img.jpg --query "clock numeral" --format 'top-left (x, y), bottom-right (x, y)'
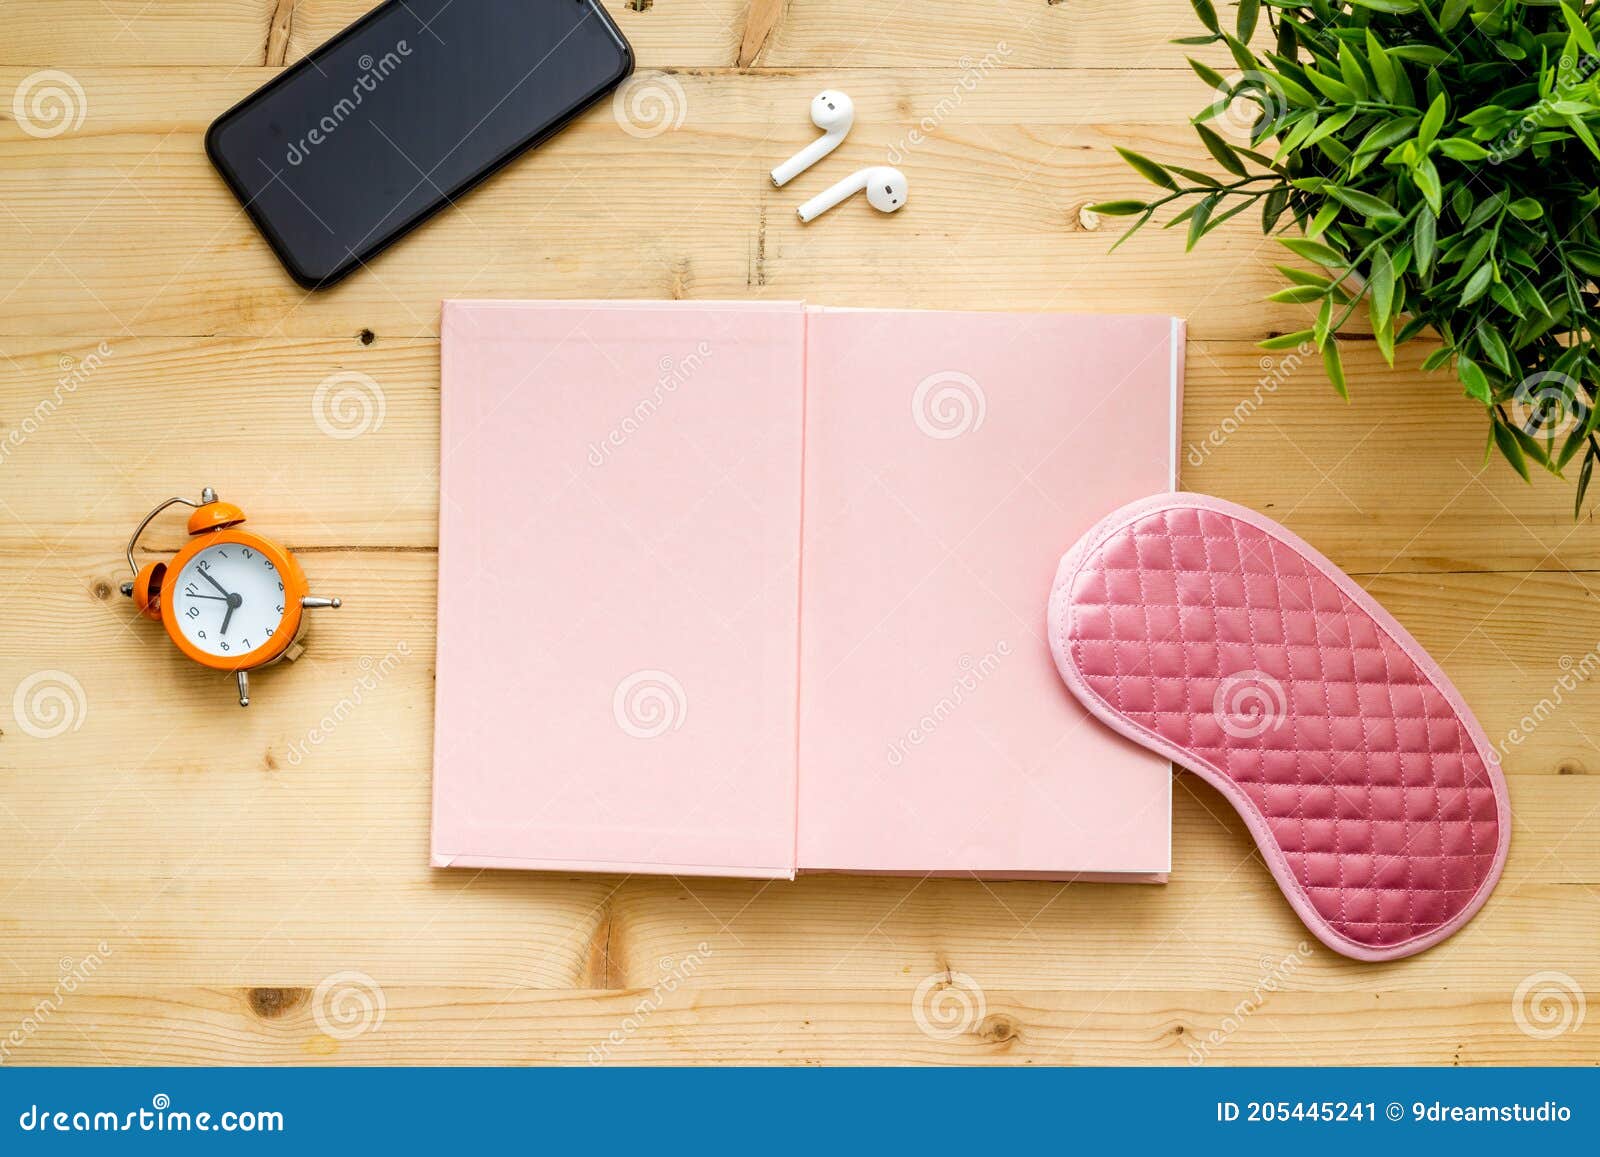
top-left (242, 548), bottom-right (252, 559)
top-left (220, 642), bottom-right (230, 652)
top-left (276, 605), bottom-right (284, 614)
top-left (277, 581), bottom-right (284, 591)
top-left (197, 630), bottom-right (206, 639)
top-left (186, 606), bottom-right (199, 619)
top-left (198, 559), bottom-right (210, 571)
top-left (185, 583), bottom-right (199, 596)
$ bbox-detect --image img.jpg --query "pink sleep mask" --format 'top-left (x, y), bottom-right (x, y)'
top-left (1049, 493), bottom-right (1510, 961)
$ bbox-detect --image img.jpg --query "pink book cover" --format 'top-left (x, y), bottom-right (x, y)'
top-left (797, 309), bottom-right (1181, 879)
top-left (433, 300), bottom-right (807, 877)
top-left (432, 301), bottom-right (1182, 880)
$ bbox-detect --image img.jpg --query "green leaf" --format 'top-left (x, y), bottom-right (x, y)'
top-left (1236, 0), bottom-right (1260, 42)
top-left (1107, 211), bottom-right (1154, 253)
top-left (1190, 0), bottom-right (1220, 34)
top-left (1188, 58), bottom-right (1228, 90)
top-left (1459, 355), bottom-right (1492, 403)
top-left (1268, 285), bottom-right (1330, 303)
top-left (1194, 122), bottom-right (1250, 177)
top-left (1085, 200), bottom-right (1150, 216)
top-left (1460, 263), bottom-right (1494, 306)
top-left (1412, 157), bottom-right (1443, 214)
top-left (1365, 30), bottom-right (1398, 102)
top-left (1262, 185), bottom-right (1291, 232)
top-left (1345, 0), bottom-right (1419, 11)
top-left (1417, 93), bottom-right (1448, 154)
top-left (1439, 0), bottom-right (1469, 33)
top-left (1327, 187), bottom-right (1403, 220)
top-left (1303, 67), bottom-right (1357, 104)
top-left (1575, 451), bottom-right (1594, 520)
top-left (1435, 137), bottom-right (1490, 161)
top-left (1507, 197), bottom-right (1542, 220)
top-left (1115, 147), bottom-right (1179, 191)
top-left (1281, 237), bottom-right (1345, 267)
top-left (1493, 417), bottom-right (1532, 481)
top-left (1388, 45), bottom-right (1450, 66)
top-left (1338, 43), bottom-right (1370, 102)
top-left (1560, 0), bottom-right (1597, 54)
top-left (1186, 194), bottom-right (1217, 251)
top-left (1564, 113), bottom-right (1600, 161)
top-left (1259, 329), bottom-right (1315, 351)
top-left (1475, 325), bottom-right (1514, 377)
top-left (1567, 250), bottom-right (1600, 278)
top-left (1413, 207), bottom-right (1437, 278)
top-left (1370, 244), bottom-right (1396, 328)
top-left (1322, 337), bottom-right (1349, 400)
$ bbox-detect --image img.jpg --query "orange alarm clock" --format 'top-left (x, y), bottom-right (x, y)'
top-left (120, 487), bottom-right (341, 706)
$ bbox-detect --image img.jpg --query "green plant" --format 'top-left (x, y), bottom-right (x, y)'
top-left (1093, 0), bottom-right (1600, 512)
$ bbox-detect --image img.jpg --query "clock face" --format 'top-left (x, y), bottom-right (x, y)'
top-left (170, 542), bottom-right (288, 659)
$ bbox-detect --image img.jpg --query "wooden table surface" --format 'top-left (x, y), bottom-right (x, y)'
top-left (1, 0), bottom-right (1596, 1066)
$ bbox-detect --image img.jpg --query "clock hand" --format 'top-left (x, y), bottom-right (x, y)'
top-left (189, 593), bottom-right (228, 601)
top-left (198, 569), bottom-right (231, 597)
top-left (220, 592), bottom-right (241, 636)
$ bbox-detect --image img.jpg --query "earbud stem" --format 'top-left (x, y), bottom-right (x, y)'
top-left (796, 171), bottom-right (865, 223)
top-left (771, 132), bottom-right (844, 187)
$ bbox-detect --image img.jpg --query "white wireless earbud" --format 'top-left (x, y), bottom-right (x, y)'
top-left (796, 166), bottom-right (908, 223)
top-left (771, 90), bottom-right (855, 187)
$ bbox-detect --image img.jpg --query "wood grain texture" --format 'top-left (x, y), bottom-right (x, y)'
top-left (0, 1), bottom-right (1596, 1067)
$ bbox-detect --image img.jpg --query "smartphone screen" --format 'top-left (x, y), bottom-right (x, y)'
top-left (206, 0), bottom-right (632, 287)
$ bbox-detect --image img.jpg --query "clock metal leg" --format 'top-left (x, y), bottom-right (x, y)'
top-left (236, 670), bottom-right (250, 708)
top-left (301, 596), bottom-right (342, 609)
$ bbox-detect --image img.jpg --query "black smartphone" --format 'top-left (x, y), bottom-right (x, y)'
top-left (206, 0), bottom-right (633, 288)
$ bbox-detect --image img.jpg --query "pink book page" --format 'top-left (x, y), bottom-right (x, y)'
top-left (797, 309), bottom-right (1180, 877)
top-left (432, 300), bottom-right (806, 877)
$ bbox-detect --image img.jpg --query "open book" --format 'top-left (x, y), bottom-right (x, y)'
top-left (432, 301), bottom-right (1182, 880)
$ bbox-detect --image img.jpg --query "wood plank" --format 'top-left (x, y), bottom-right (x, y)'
top-left (0, 68), bottom-right (1304, 340)
top-left (0, 1), bottom-right (1243, 71)
top-left (0, 551), bottom-right (1595, 998)
top-left (0, 335), bottom-right (1580, 570)
top-left (0, 1), bottom-right (746, 69)
top-left (1, 553), bottom-right (1598, 782)
top-left (1, 985), bottom-right (1592, 1065)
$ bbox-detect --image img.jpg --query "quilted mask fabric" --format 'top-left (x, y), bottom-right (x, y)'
top-left (1048, 493), bottom-right (1510, 961)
